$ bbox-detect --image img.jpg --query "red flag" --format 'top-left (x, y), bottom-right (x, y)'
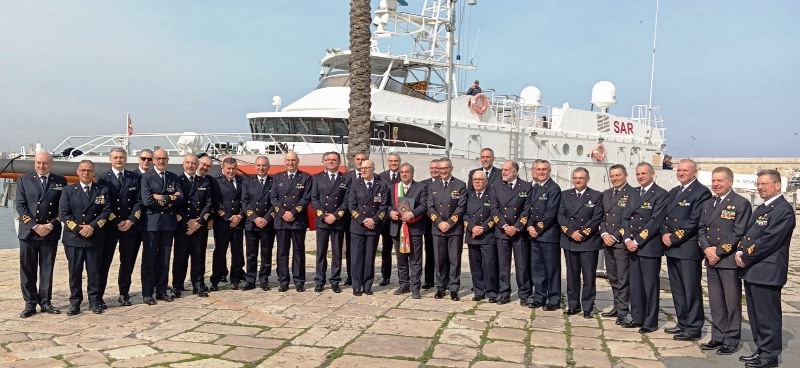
top-left (127, 115), bottom-right (134, 136)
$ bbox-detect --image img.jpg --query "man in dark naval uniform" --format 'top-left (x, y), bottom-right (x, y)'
top-left (59, 160), bottom-right (112, 315)
top-left (698, 167), bottom-right (751, 355)
top-left (467, 147), bottom-right (501, 189)
top-left (421, 158), bottom-right (441, 290)
top-left (311, 152), bottom-right (350, 293)
top-left (96, 147), bottom-right (142, 307)
top-left (661, 159), bottom-right (712, 341)
top-left (599, 164), bottom-right (634, 325)
top-left (342, 151), bottom-right (367, 286)
top-left (492, 160), bottom-right (532, 306)
top-left (140, 148), bottom-right (183, 305)
top-left (348, 159), bottom-right (390, 296)
top-left (271, 151), bottom-right (312, 292)
top-left (464, 170), bottom-right (498, 303)
top-left (173, 154), bottom-right (213, 297)
top-left (242, 156), bottom-right (276, 291)
top-left (620, 162), bottom-right (668, 334)
top-left (735, 170), bottom-right (796, 368)
top-left (211, 157), bottom-right (245, 290)
top-left (388, 163), bottom-right (427, 298)
top-left (377, 152), bottom-right (401, 286)
top-left (526, 159), bottom-right (562, 311)
top-left (17, 151), bottom-right (67, 318)
top-left (557, 167), bottom-right (604, 318)
top-left (427, 157), bottom-right (467, 301)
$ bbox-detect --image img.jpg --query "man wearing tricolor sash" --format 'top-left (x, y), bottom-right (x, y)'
top-left (388, 163), bottom-right (428, 299)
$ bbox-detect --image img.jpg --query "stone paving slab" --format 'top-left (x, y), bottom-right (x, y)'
top-left (0, 219), bottom-right (797, 367)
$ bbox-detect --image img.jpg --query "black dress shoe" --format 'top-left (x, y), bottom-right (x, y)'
top-left (118, 295), bottom-right (132, 306)
top-left (210, 284), bottom-right (219, 291)
top-left (314, 285), bottom-right (324, 292)
top-left (230, 282), bottom-right (240, 290)
top-left (434, 290), bottom-right (445, 299)
top-left (673, 332), bottom-right (700, 341)
top-left (379, 279), bottom-right (390, 286)
top-left (20, 307), bottom-right (37, 318)
top-left (615, 316), bottom-right (627, 325)
top-left (260, 284), bottom-right (271, 291)
top-left (172, 289), bottom-right (182, 298)
top-left (220, 276), bottom-right (228, 283)
top-left (242, 283), bottom-right (256, 291)
top-left (639, 326), bottom-right (657, 334)
top-left (41, 304), bottom-right (61, 314)
top-left (497, 298), bottom-right (511, 305)
top-left (296, 286), bottom-right (305, 292)
top-left (143, 296), bottom-right (157, 305)
top-left (278, 286), bottom-right (289, 292)
top-left (66, 305), bottom-right (80, 316)
top-left (564, 308), bottom-right (581, 316)
top-left (393, 288), bottom-right (410, 295)
top-left (353, 290), bottom-right (362, 296)
top-left (745, 357), bottom-right (778, 368)
top-left (332, 285), bottom-right (342, 293)
top-left (156, 294), bottom-right (173, 302)
top-left (716, 344), bottom-right (737, 355)
top-left (421, 283), bottom-right (433, 290)
top-left (542, 304), bottom-right (558, 311)
top-left (700, 341), bottom-right (723, 350)
top-left (528, 301), bottom-right (543, 309)
top-left (739, 353), bottom-right (760, 362)
top-left (622, 321), bottom-right (643, 329)
top-left (90, 304), bottom-right (103, 314)
top-left (364, 290), bottom-right (374, 295)
top-left (487, 298), bottom-right (497, 303)
top-left (472, 296), bottom-right (484, 301)
top-left (411, 292), bottom-right (421, 299)
top-left (451, 292), bottom-right (460, 301)
top-left (97, 299), bottom-right (108, 309)
top-left (601, 309), bottom-right (618, 318)
top-left (583, 311), bottom-right (594, 319)
top-left (196, 289), bottom-right (209, 297)
top-left (344, 278), bottom-right (352, 286)
top-left (663, 326), bottom-right (683, 334)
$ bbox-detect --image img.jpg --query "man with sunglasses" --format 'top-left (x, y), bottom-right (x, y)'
top-left (137, 149), bottom-right (154, 174)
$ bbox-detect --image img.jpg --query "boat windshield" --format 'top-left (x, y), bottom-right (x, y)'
top-left (316, 74), bottom-right (434, 101)
top-left (249, 117), bottom-right (349, 143)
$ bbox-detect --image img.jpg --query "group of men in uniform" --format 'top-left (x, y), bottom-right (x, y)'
top-left (16, 146), bottom-right (795, 368)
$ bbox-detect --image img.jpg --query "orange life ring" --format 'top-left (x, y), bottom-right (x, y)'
top-left (591, 143), bottom-right (606, 162)
top-left (470, 93), bottom-right (489, 115)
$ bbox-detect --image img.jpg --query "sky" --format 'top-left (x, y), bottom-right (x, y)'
top-left (1, 0), bottom-right (798, 158)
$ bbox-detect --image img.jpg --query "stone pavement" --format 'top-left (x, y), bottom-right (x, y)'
top-left (0, 218), bottom-right (798, 368)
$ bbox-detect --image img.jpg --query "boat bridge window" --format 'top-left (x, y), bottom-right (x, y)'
top-left (316, 74), bottom-right (434, 101)
top-left (250, 117), bottom-right (349, 144)
top-left (316, 74), bottom-right (383, 89)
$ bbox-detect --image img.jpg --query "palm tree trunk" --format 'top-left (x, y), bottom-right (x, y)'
top-left (347, 0), bottom-right (372, 168)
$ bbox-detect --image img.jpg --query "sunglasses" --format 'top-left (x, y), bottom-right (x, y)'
top-left (139, 157), bottom-right (153, 162)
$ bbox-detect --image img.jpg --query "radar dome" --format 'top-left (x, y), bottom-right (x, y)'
top-left (591, 81), bottom-right (616, 111)
top-left (519, 86), bottom-right (542, 107)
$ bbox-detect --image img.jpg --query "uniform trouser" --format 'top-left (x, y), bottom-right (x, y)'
top-left (351, 233), bottom-right (378, 292)
top-left (745, 281), bottom-right (782, 360)
top-left (64, 245), bottom-right (100, 307)
top-left (97, 229), bottom-right (118, 301)
top-left (211, 229), bottom-right (244, 284)
top-left (394, 235), bottom-right (423, 292)
top-left (118, 232), bottom-right (141, 297)
top-left (564, 249), bottom-right (599, 312)
top-left (497, 236), bottom-right (530, 300)
top-left (315, 228), bottom-right (344, 286)
top-left (423, 225), bottom-right (445, 285)
top-left (245, 228), bottom-right (275, 286)
top-left (707, 267), bottom-right (742, 346)
top-left (344, 219), bottom-right (352, 282)
top-left (433, 233), bottom-right (463, 293)
top-left (189, 228), bottom-right (210, 289)
top-left (529, 240), bottom-right (561, 305)
top-left (629, 253), bottom-right (661, 329)
top-left (379, 223), bottom-right (393, 281)
top-left (142, 231), bottom-right (173, 297)
top-left (276, 229), bottom-right (307, 288)
top-left (468, 243), bottom-right (498, 299)
top-left (604, 245), bottom-right (630, 316)
top-left (667, 257), bottom-right (704, 335)
top-left (19, 238), bottom-right (58, 308)
top-left (173, 225), bottom-right (207, 290)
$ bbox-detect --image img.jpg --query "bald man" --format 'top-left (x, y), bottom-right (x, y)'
top-left (271, 151), bottom-right (312, 292)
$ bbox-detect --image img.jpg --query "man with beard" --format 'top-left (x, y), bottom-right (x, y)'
top-left (173, 154), bottom-right (213, 297)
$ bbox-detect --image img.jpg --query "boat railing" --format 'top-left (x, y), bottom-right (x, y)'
top-left (485, 93), bottom-right (553, 129)
top-left (630, 105), bottom-right (665, 128)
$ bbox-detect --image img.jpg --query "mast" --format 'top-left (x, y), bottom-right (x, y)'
top-left (646, 0), bottom-right (659, 125)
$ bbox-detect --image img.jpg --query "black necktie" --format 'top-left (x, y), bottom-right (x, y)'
top-left (231, 179), bottom-right (236, 190)
top-left (485, 170), bottom-right (490, 177)
top-left (289, 173), bottom-right (294, 181)
top-left (189, 175), bottom-right (194, 184)
top-left (367, 181), bottom-right (372, 190)
top-left (477, 192), bottom-right (483, 199)
top-left (680, 185), bottom-right (685, 192)
top-left (507, 181), bottom-right (513, 188)
top-left (40, 175), bottom-right (47, 190)
top-left (443, 180), bottom-right (448, 187)
top-left (613, 188), bottom-right (619, 197)
top-left (577, 192), bottom-right (582, 198)
top-left (330, 173), bottom-right (336, 183)
top-left (640, 188), bottom-right (645, 196)
top-left (84, 185), bottom-right (90, 197)
top-left (159, 172), bottom-right (165, 184)
top-left (713, 196), bottom-right (721, 208)
top-left (260, 178), bottom-right (265, 187)
top-left (117, 172), bottom-right (124, 184)
top-left (391, 173), bottom-right (396, 182)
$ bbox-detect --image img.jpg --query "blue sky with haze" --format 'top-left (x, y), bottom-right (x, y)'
top-left (1, 0), bottom-right (798, 158)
